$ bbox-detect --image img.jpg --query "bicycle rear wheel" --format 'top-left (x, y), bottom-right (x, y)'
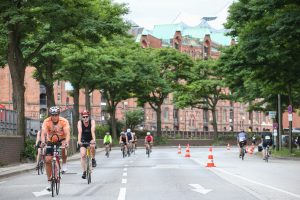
top-left (56, 160), bottom-right (61, 195)
top-left (39, 161), bottom-right (44, 175)
top-left (122, 148), bottom-right (125, 158)
top-left (241, 147), bottom-right (245, 160)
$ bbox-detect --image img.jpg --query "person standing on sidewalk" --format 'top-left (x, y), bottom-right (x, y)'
top-left (41, 106), bottom-right (70, 190)
top-left (77, 110), bottom-right (97, 179)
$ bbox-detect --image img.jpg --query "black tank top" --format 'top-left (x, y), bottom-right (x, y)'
top-left (81, 120), bottom-right (92, 141)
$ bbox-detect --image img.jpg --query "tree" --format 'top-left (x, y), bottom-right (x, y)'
top-left (174, 59), bottom-right (226, 139)
top-left (134, 48), bottom-right (193, 136)
top-left (93, 36), bottom-right (140, 139)
top-left (124, 109), bottom-right (144, 131)
top-left (0, 0), bottom-right (128, 144)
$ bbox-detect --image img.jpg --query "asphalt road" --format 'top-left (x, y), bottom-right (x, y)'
top-left (0, 146), bottom-right (299, 200)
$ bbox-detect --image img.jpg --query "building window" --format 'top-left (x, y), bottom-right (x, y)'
top-left (164, 108), bottom-right (169, 122)
top-left (40, 94), bottom-right (46, 105)
top-left (57, 93), bottom-right (61, 101)
top-left (203, 109), bottom-right (209, 123)
top-left (223, 109), bottom-right (227, 122)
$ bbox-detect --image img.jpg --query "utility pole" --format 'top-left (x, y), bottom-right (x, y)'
top-left (278, 94), bottom-right (282, 150)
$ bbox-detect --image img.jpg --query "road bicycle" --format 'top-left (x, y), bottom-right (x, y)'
top-left (104, 143), bottom-right (110, 158)
top-left (46, 134), bottom-right (63, 197)
top-left (80, 142), bottom-right (93, 184)
top-left (145, 142), bottom-right (151, 158)
top-left (36, 146), bottom-right (45, 175)
top-left (120, 143), bottom-right (127, 158)
top-left (264, 145), bottom-right (271, 162)
top-left (239, 142), bottom-right (246, 160)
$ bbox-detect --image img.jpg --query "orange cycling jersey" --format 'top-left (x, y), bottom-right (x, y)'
top-left (42, 117), bottom-right (70, 141)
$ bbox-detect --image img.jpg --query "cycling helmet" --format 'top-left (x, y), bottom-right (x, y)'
top-left (106, 132), bottom-right (110, 135)
top-left (121, 132), bottom-right (125, 135)
top-left (49, 106), bottom-right (60, 115)
top-left (147, 132), bottom-right (151, 136)
top-left (127, 128), bottom-right (131, 132)
top-left (81, 110), bottom-right (90, 116)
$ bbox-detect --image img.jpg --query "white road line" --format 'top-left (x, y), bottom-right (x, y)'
top-left (123, 168), bottom-right (127, 171)
top-left (124, 164), bottom-right (128, 167)
top-left (117, 188), bottom-right (126, 200)
top-left (190, 158), bottom-right (300, 199)
top-left (0, 181), bottom-right (6, 184)
top-left (122, 179), bottom-right (127, 184)
top-left (189, 184), bottom-right (212, 194)
top-left (32, 189), bottom-right (50, 197)
top-left (123, 172), bottom-right (127, 176)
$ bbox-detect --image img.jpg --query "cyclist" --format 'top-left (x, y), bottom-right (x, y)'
top-left (237, 129), bottom-right (247, 158)
top-left (119, 131), bottom-right (128, 154)
top-left (144, 132), bottom-right (153, 152)
top-left (126, 129), bottom-right (133, 154)
top-left (41, 106), bottom-right (70, 191)
top-left (77, 110), bottom-right (97, 179)
top-left (103, 132), bottom-right (112, 155)
top-left (261, 132), bottom-right (273, 160)
top-left (132, 132), bottom-right (138, 150)
top-left (35, 130), bottom-right (43, 170)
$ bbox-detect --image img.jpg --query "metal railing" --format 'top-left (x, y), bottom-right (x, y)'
top-left (0, 109), bottom-right (18, 135)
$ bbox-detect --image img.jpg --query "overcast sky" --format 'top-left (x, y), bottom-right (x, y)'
top-left (113, 0), bottom-right (233, 30)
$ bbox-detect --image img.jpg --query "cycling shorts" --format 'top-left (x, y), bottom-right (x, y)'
top-left (239, 140), bottom-right (247, 147)
top-left (262, 140), bottom-right (272, 148)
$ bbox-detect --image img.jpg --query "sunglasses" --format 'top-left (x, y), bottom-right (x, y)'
top-left (82, 116), bottom-right (89, 119)
top-left (51, 114), bottom-right (59, 117)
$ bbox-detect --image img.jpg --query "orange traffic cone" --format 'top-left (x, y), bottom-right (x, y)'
top-left (206, 146), bottom-right (216, 167)
top-left (248, 144), bottom-right (255, 155)
top-left (185, 144), bottom-right (191, 157)
top-left (178, 144), bottom-right (182, 154)
top-left (227, 143), bottom-right (231, 150)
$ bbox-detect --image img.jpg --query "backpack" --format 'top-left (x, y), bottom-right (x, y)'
top-left (127, 132), bottom-right (132, 140)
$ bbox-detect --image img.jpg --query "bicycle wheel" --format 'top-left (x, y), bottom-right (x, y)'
top-left (122, 148), bottom-right (125, 158)
top-left (51, 161), bottom-right (56, 197)
top-left (241, 147), bottom-right (245, 160)
top-left (86, 157), bottom-right (91, 184)
top-left (265, 148), bottom-right (269, 163)
top-left (39, 161), bottom-right (44, 175)
top-left (56, 160), bottom-right (61, 195)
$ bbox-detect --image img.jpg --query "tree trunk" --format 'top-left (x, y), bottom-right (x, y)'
top-left (73, 86), bottom-right (80, 137)
top-left (156, 106), bottom-right (162, 137)
top-left (45, 83), bottom-right (55, 109)
top-left (211, 108), bottom-right (218, 140)
top-left (287, 83), bottom-right (293, 153)
top-left (8, 31), bottom-right (26, 146)
top-left (85, 85), bottom-right (91, 113)
top-left (110, 106), bottom-right (117, 139)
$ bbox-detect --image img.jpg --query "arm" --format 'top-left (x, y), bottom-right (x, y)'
top-left (91, 120), bottom-right (96, 143)
top-left (35, 131), bottom-right (40, 146)
top-left (41, 123), bottom-right (47, 145)
top-left (109, 135), bottom-right (112, 143)
top-left (77, 121), bottom-right (82, 144)
top-left (64, 121), bottom-right (71, 147)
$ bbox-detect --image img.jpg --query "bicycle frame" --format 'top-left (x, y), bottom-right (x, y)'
top-left (265, 145), bottom-right (270, 162)
top-left (81, 142), bottom-right (92, 184)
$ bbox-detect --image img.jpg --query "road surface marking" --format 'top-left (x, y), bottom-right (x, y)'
top-left (0, 181), bottom-right (6, 184)
top-left (124, 168), bottom-right (127, 171)
top-left (117, 188), bottom-right (126, 200)
top-left (123, 172), bottom-right (127, 176)
top-left (32, 189), bottom-right (50, 197)
top-left (122, 179), bottom-right (127, 184)
top-left (214, 168), bottom-right (300, 199)
top-left (152, 164), bottom-right (179, 169)
top-left (124, 164), bottom-right (128, 167)
top-left (189, 184), bottom-right (212, 194)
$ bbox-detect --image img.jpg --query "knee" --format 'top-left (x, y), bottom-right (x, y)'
top-left (45, 156), bottom-right (52, 164)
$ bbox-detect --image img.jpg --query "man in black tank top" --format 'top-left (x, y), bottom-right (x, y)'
top-left (77, 110), bottom-right (96, 179)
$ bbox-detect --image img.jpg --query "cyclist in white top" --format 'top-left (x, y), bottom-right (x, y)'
top-left (237, 130), bottom-right (247, 158)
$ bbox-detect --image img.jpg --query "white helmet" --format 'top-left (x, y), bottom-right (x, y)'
top-left (127, 129), bottom-right (131, 132)
top-left (147, 132), bottom-right (151, 136)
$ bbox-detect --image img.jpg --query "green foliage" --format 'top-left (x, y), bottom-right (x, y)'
top-left (21, 137), bottom-right (36, 161)
top-left (95, 124), bottom-right (110, 139)
top-left (124, 109), bottom-right (144, 130)
top-left (154, 136), bottom-right (168, 145)
top-left (272, 148), bottom-right (300, 158)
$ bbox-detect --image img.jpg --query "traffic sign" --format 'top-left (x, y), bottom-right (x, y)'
top-left (288, 105), bottom-right (292, 114)
top-left (273, 122), bottom-right (278, 129)
top-left (288, 113), bottom-right (293, 122)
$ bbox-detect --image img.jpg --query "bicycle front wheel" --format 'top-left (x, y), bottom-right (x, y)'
top-left (51, 160), bottom-right (56, 197)
top-left (56, 160), bottom-right (61, 195)
top-left (86, 157), bottom-right (91, 184)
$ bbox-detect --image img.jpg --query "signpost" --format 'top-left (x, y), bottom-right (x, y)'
top-left (288, 105), bottom-right (293, 153)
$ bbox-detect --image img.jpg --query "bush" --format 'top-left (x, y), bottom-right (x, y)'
top-left (21, 137), bottom-right (36, 161)
top-left (95, 124), bottom-right (110, 139)
top-left (154, 136), bottom-right (168, 145)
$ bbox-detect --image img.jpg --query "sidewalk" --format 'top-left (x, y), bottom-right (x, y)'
top-left (0, 148), bottom-right (103, 179)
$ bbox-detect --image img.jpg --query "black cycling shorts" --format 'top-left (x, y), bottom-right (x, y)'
top-left (263, 141), bottom-right (272, 148)
top-left (239, 141), bottom-right (247, 147)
